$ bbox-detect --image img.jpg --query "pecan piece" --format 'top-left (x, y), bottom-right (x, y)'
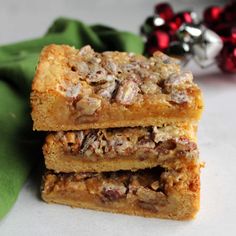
top-left (169, 90), bottom-right (189, 104)
top-left (76, 61), bottom-right (90, 76)
top-left (115, 80), bottom-right (140, 105)
top-left (109, 136), bottom-right (134, 155)
top-left (102, 183), bottom-right (127, 201)
top-left (164, 71), bottom-right (193, 91)
top-left (87, 65), bottom-right (107, 83)
top-left (140, 80), bottom-right (161, 94)
top-left (75, 97), bottom-right (101, 116)
top-left (96, 79), bottom-right (117, 100)
top-left (176, 137), bottom-right (197, 152)
top-left (80, 132), bottom-right (97, 154)
top-left (79, 45), bottom-right (95, 59)
top-left (137, 138), bottom-right (155, 149)
top-left (136, 187), bottom-right (167, 205)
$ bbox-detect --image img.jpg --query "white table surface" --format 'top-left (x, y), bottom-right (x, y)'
top-left (1, 0), bottom-right (236, 235)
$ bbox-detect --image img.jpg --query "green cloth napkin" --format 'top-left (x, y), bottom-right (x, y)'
top-left (0, 17), bottom-right (144, 219)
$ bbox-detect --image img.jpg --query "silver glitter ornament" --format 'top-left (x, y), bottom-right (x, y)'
top-left (177, 23), bottom-right (202, 44)
top-left (192, 28), bottom-right (223, 67)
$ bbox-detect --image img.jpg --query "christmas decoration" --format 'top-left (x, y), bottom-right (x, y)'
top-left (141, 1), bottom-right (236, 73)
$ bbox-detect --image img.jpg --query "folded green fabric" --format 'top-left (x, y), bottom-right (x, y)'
top-left (0, 17), bottom-right (144, 219)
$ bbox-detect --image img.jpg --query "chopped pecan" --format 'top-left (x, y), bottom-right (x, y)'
top-left (104, 59), bottom-right (118, 74)
top-left (96, 79), bottom-right (117, 100)
top-left (136, 187), bottom-right (167, 205)
top-left (164, 71), bottom-right (193, 91)
top-left (87, 65), bottom-right (107, 83)
top-left (109, 135), bottom-right (133, 155)
top-left (75, 97), bottom-right (101, 116)
top-left (115, 79), bottom-right (140, 105)
top-left (80, 132), bottom-right (97, 154)
top-left (102, 183), bottom-right (127, 201)
top-left (140, 80), bottom-right (161, 94)
top-left (79, 45), bottom-right (94, 59)
top-left (177, 137), bottom-right (197, 152)
top-left (153, 126), bottom-right (174, 143)
top-left (76, 61), bottom-right (90, 76)
top-left (156, 140), bottom-right (177, 154)
top-left (169, 90), bottom-right (189, 104)
top-left (60, 131), bottom-right (84, 153)
top-left (150, 181), bottom-right (160, 191)
top-left (137, 138), bottom-right (155, 149)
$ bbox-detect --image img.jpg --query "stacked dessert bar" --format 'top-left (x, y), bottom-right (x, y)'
top-left (31, 44), bottom-right (203, 220)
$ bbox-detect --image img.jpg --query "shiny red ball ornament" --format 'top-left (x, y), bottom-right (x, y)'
top-left (232, 27), bottom-right (236, 45)
top-left (172, 12), bottom-right (193, 29)
top-left (222, 1), bottom-right (236, 22)
top-left (214, 24), bottom-right (236, 44)
top-left (155, 3), bottom-right (174, 21)
top-left (147, 30), bottom-right (170, 55)
top-left (203, 6), bottom-right (223, 26)
top-left (217, 43), bottom-right (236, 73)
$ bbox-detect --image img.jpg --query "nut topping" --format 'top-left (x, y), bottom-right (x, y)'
top-left (141, 80), bottom-right (161, 94)
top-left (78, 45), bottom-right (94, 58)
top-left (170, 90), bottom-right (189, 104)
top-left (165, 72), bottom-right (193, 91)
top-left (115, 80), bottom-right (140, 105)
top-left (87, 65), bottom-right (107, 83)
top-left (96, 79), bottom-right (117, 100)
top-left (75, 97), bottom-right (101, 116)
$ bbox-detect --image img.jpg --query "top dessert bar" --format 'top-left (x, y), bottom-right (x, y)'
top-left (31, 44), bottom-right (203, 131)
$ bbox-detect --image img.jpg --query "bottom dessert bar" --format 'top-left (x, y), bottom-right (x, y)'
top-left (42, 164), bottom-right (200, 220)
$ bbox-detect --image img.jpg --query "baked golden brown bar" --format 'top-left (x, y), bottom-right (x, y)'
top-left (42, 162), bottom-right (200, 220)
top-left (31, 44), bottom-right (203, 131)
top-left (43, 124), bottom-right (198, 172)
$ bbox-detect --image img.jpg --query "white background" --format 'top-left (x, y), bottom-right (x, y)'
top-left (1, 0), bottom-right (236, 235)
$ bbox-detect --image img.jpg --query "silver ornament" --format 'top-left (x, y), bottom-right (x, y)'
top-left (168, 42), bottom-right (192, 66)
top-left (192, 28), bottom-right (223, 67)
top-left (189, 11), bottom-right (199, 24)
top-left (153, 14), bottom-right (165, 27)
top-left (177, 23), bottom-right (202, 44)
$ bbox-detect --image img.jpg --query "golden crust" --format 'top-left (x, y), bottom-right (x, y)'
top-left (42, 165), bottom-right (200, 220)
top-left (31, 44), bottom-right (203, 131)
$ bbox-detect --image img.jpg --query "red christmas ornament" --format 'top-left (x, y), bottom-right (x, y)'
top-left (214, 24), bottom-right (236, 43)
top-left (222, 1), bottom-right (236, 22)
top-left (172, 12), bottom-right (193, 29)
top-left (155, 3), bottom-right (174, 21)
top-left (217, 43), bottom-right (236, 73)
top-left (203, 6), bottom-right (223, 26)
top-left (232, 27), bottom-right (236, 45)
top-left (147, 30), bottom-right (170, 55)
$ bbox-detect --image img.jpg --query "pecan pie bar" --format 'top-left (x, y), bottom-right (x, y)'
top-left (43, 124), bottom-right (198, 172)
top-left (42, 163), bottom-right (200, 220)
top-left (31, 44), bottom-right (203, 131)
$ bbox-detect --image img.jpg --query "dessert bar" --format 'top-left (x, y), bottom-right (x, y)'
top-left (42, 163), bottom-right (200, 220)
top-left (43, 125), bottom-right (198, 172)
top-left (31, 44), bottom-right (203, 131)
